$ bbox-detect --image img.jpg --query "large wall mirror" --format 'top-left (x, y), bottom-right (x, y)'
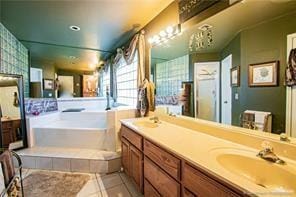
top-left (151, 0), bottom-right (296, 137)
top-left (29, 46), bottom-right (103, 99)
top-left (0, 73), bottom-right (27, 149)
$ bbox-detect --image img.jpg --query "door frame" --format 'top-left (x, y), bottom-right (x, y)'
top-left (286, 33), bottom-right (296, 136)
top-left (194, 62), bottom-right (220, 121)
top-left (221, 54), bottom-right (232, 125)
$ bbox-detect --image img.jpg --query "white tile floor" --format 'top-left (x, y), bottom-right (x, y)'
top-left (21, 169), bottom-right (143, 197)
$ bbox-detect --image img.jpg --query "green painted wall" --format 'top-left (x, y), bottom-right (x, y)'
top-left (221, 12), bottom-right (296, 134)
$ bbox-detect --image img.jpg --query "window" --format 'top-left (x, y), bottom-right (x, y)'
top-left (156, 55), bottom-right (189, 96)
top-left (116, 51), bottom-right (138, 106)
top-left (101, 67), bottom-right (110, 96)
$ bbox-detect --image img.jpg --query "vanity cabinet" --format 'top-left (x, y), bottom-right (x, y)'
top-left (1, 119), bottom-right (21, 148)
top-left (183, 163), bottom-right (240, 197)
top-left (121, 126), bottom-right (143, 193)
top-left (120, 124), bottom-right (249, 197)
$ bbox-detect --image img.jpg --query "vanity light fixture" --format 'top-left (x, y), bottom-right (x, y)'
top-left (89, 63), bottom-right (96, 69)
top-left (148, 24), bottom-right (181, 45)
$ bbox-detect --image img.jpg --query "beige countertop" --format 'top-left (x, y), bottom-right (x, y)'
top-left (120, 117), bottom-right (296, 197)
top-left (1, 116), bottom-right (21, 122)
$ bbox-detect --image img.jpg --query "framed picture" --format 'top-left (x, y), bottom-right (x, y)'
top-left (230, 66), bottom-right (240, 87)
top-left (248, 61), bottom-right (279, 87)
top-left (43, 79), bottom-right (54, 90)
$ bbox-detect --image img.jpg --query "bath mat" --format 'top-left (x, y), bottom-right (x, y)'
top-left (23, 171), bottom-right (90, 197)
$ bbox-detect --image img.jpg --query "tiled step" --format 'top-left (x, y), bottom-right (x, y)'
top-left (15, 147), bottom-right (121, 174)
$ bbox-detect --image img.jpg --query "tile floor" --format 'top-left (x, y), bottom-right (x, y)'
top-left (21, 169), bottom-right (143, 197)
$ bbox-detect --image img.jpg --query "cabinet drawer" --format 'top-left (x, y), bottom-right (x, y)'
top-left (121, 126), bottom-right (143, 150)
top-left (183, 163), bottom-right (239, 197)
top-left (2, 122), bottom-right (12, 129)
top-left (144, 179), bottom-right (160, 197)
top-left (144, 157), bottom-right (180, 197)
top-left (144, 139), bottom-right (180, 180)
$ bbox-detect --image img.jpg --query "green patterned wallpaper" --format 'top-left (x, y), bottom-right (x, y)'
top-left (0, 23), bottom-right (29, 97)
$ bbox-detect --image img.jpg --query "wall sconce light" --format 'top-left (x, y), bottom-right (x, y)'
top-left (148, 24), bottom-right (181, 45)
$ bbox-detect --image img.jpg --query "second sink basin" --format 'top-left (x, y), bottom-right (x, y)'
top-left (212, 148), bottom-right (296, 194)
top-left (133, 120), bottom-right (159, 128)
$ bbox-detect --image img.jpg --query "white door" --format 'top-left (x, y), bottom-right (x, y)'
top-left (198, 79), bottom-right (217, 121)
top-left (30, 68), bottom-right (43, 96)
top-left (221, 55), bottom-right (232, 125)
top-left (58, 76), bottom-right (74, 98)
top-left (194, 62), bottom-right (220, 122)
top-left (286, 33), bottom-right (296, 137)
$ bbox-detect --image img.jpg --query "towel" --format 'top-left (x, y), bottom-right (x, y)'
top-left (146, 81), bottom-right (155, 111)
top-left (0, 150), bottom-right (15, 186)
top-left (137, 79), bottom-right (155, 114)
top-left (0, 165), bottom-right (5, 194)
top-left (286, 48), bottom-right (296, 86)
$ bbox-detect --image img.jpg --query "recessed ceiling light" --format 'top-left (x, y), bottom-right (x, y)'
top-left (69, 25), bottom-right (80, 31)
top-left (89, 63), bottom-right (96, 69)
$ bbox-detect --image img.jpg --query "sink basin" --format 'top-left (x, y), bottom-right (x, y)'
top-left (133, 120), bottom-right (158, 128)
top-left (215, 152), bottom-right (296, 193)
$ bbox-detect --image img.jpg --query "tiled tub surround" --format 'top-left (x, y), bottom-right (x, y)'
top-left (0, 23), bottom-right (29, 97)
top-left (23, 108), bottom-right (137, 173)
top-left (16, 147), bottom-right (121, 173)
top-left (57, 97), bottom-right (113, 112)
top-left (25, 98), bottom-right (58, 115)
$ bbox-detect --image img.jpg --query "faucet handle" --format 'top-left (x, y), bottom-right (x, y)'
top-left (261, 141), bottom-right (273, 152)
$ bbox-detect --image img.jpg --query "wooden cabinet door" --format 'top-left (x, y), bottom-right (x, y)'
top-left (183, 188), bottom-right (197, 197)
top-left (130, 145), bottom-right (143, 193)
top-left (121, 138), bottom-right (130, 176)
top-left (144, 179), bottom-right (161, 197)
top-left (2, 129), bottom-right (11, 148)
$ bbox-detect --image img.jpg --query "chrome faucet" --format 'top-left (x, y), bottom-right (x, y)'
top-left (149, 116), bottom-right (160, 123)
top-left (257, 141), bottom-right (285, 164)
top-left (168, 112), bottom-right (177, 117)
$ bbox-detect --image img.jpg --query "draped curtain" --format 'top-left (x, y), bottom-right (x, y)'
top-left (112, 31), bottom-right (146, 104)
top-left (99, 59), bottom-right (111, 97)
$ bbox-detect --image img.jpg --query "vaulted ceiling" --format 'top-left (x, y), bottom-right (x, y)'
top-left (0, 0), bottom-right (174, 71)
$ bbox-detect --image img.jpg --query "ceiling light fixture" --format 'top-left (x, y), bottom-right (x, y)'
top-left (148, 24), bottom-right (181, 46)
top-left (69, 25), bottom-right (80, 31)
top-left (189, 24), bottom-right (213, 52)
top-left (69, 56), bottom-right (77, 59)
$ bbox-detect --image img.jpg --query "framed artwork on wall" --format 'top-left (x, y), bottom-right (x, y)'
top-left (230, 66), bottom-right (240, 87)
top-left (43, 79), bottom-right (54, 90)
top-left (248, 61), bottom-right (279, 87)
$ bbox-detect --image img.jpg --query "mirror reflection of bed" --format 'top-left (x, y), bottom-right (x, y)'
top-left (0, 76), bottom-right (23, 149)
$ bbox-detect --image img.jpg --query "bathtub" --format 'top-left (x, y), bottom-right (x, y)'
top-left (32, 111), bottom-right (114, 150)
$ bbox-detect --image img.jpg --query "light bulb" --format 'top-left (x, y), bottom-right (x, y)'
top-left (166, 26), bottom-right (174, 34)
